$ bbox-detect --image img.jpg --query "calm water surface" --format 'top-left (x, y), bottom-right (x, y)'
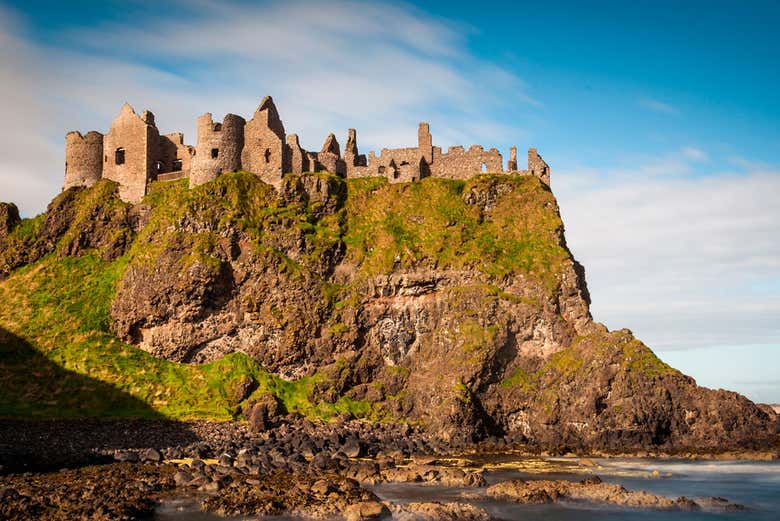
top-left (156, 458), bottom-right (780, 520)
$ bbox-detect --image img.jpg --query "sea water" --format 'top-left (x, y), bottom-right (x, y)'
top-left (155, 458), bottom-right (780, 520)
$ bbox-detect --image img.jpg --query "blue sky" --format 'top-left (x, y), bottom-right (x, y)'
top-left (1, 0), bottom-right (778, 402)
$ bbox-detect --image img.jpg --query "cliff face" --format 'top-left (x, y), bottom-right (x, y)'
top-left (0, 172), bottom-right (776, 451)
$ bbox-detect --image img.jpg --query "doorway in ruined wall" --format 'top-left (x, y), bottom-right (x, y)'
top-left (419, 157), bottom-right (430, 179)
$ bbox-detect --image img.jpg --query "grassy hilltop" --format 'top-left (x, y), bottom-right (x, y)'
top-left (0, 172), bottom-right (567, 421)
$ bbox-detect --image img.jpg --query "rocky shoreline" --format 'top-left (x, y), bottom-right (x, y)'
top-left (0, 418), bottom-right (769, 520)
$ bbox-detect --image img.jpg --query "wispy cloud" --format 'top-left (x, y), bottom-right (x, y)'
top-left (681, 146), bottom-right (708, 162)
top-left (0, 0), bottom-right (539, 215)
top-left (556, 154), bottom-right (780, 353)
top-left (639, 97), bottom-right (681, 115)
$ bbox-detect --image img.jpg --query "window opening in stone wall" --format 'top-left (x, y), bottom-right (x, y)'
top-left (481, 162), bottom-right (487, 172)
top-left (155, 161), bottom-right (163, 172)
top-left (172, 159), bottom-right (183, 171)
top-left (264, 148), bottom-right (271, 163)
top-left (378, 166), bottom-right (386, 174)
top-left (115, 148), bottom-right (125, 165)
top-left (211, 148), bottom-right (219, 159)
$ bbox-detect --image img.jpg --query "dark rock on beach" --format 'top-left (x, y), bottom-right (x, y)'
top-left (0, 463), bottom-right (175, 521)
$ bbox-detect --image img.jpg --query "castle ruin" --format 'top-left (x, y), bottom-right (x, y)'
top-left (63, 96), bottom-right (550, 203)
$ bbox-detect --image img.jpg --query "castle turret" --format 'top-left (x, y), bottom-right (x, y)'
top-left (508, 146), bottom-right (518, 171)
top-left (344, 129), bottom-right (358, 166)
top-left (418, 122), bottom-right (432, 164)
top-left (64, 130), bottom-right (104, 190)
top-left (190, 112), bottom-right (246, 188)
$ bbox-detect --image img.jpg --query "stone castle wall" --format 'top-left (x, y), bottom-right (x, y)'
top-left (158, 133), bottom-right (194, 178)
top-left (64, 131), bottom-right (103, 190)
top-left (286, 134), bottom-right (310, 175)
top-left (102, 104), bottom-right (158, 204)
top-left (242, 96), bottom-right (286, 188)
top-left (190, 113), bottom-right (245, 187)
top-left (63, 95), bottom-right (551, 203)
top-left (429, 145), bottom-right (503, 180)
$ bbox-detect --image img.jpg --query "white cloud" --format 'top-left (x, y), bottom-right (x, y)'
top-left (681, 146), bottom-right (708, 162)
top-left (556, 153), bottom-right (780, 354)
top-left (639, 97), bottom-right (681, 115)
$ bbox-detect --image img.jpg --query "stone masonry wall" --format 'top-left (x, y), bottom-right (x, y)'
top-left (285, 134), bottom-right (310, 174)
top-left (429, 145), bottom-right (503, 179)
top-left (316, 134), bottom-right (345, 177)
top-left (242, 96), bottom-right (285, 188)
top-left (528, 148), bottom-right (550, 185)
top-left (190, 113), bottom-right (245, 188)
top-left (102, 104), bottom-right (158, 204)
top-left (158, 133), bottom-right (194, 177)
top-left (64, 131), bottom-right (103, 190)
top-left (63, 96), bottom-right (550, 202)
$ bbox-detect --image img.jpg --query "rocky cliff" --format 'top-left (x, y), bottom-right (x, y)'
top-left (0, 172), bottom-right (776, 452)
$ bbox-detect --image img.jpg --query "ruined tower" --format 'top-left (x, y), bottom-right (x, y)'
top-left (190, 113), bottom-right (245, 188)
top-left (528, 148), bottom-right (550, 186)
top-left (317, 133), bottom-right (345, 176)
top-left (508, 146), bottom-right (518, 171)
top-left (241, 96), bottom-right (285, 188)
top-left (64, 131), bottom-right (103, 190)
top-left (102, 103), bottom-right (161, 203)
top-left (418, 122), bottom-right (433, 165)
top-left (285, 134), bottom-right (309, 174)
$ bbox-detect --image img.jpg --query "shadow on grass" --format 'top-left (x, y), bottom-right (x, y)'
top-left (0, 327), bottom-right (199, 472)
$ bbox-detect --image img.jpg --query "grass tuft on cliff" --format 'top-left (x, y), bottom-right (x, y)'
top-left (344, 174), bottom-right (568, 291)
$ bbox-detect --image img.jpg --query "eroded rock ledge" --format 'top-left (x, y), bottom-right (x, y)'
top-left (486, 476), bottom-right (745, 511)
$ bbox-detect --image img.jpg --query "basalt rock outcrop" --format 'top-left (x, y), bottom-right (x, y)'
top-left (1, 171), bottom-right (777, 453)
top-left (0, 202), bottom-right (20, 241)
top-left (486, 476), bottom-right (745, 511)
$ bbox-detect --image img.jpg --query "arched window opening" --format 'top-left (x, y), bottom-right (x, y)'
top-left (115, 148), bottom-right (125, 165)
top-left (481, 162), bottom-right (487, 173)
top-left (264, 148), bottom-right (271, 163)
top-left (172, 159), bottom-right (183, 171)
top-left (155, 161), bottom-right (163, 172)
top-left (211, 148), bottom-right (219, 159)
